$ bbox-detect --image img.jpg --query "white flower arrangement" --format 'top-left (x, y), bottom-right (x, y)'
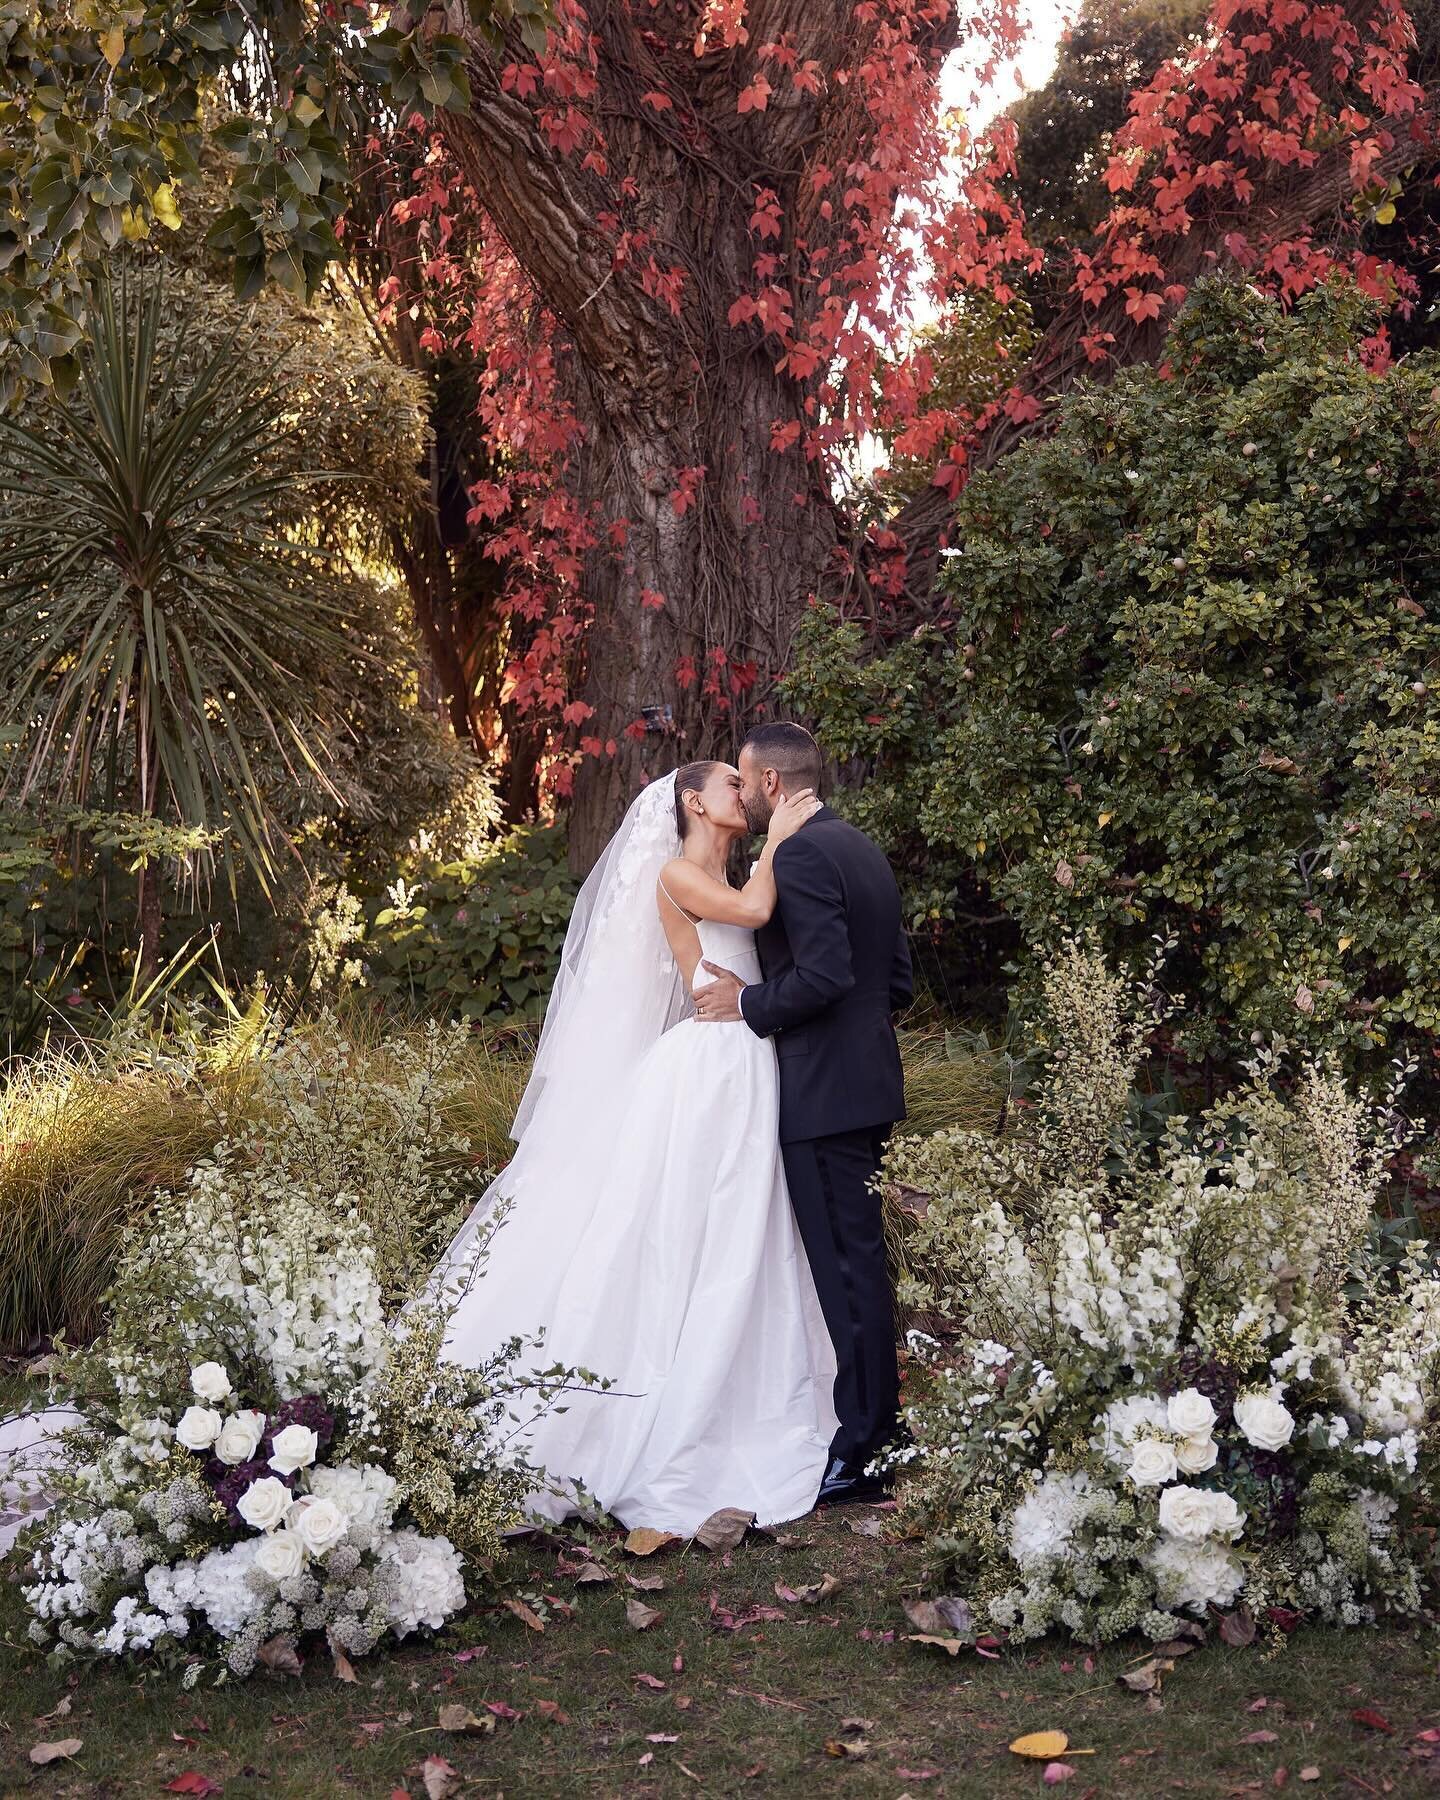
top-left (13, 1020), bottom-right (594, 1678)
top-left (887, 944), bottom-right (1439, 1645)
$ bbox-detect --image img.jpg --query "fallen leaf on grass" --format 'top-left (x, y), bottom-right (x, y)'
top-left (626, 1596), bottom-right (663, 1631)
top-left (1010, 1732), bottom-right (1071, 1760)
top-left (575, 1564), bottom-right (613, 1585)
top-left (1242, 1731), bottom-right (1279, 1745)
top-left (330, 1644), bottom-right (358, 1684)
top-left (638, 1752), bottom-right (654, 1767)
top-left (1044, 1765), bottom-right (1076, 1785)
top-left (823, 1737), bottom-right (870, 1760)
top-left (905, 1634), bottom-right (968, 1656)
top-left (257, 1635), bottom-right (303, 1676)
top-left (764, 1531), bottom-right (808, 1548)
top-left (627, 1572), bottom-right (666, 1592)
top-left (436, 1704), bottom-right (496, 1737)
top-left (896, 1770), bottom-right (939, 1782)
top-left (774, 1573), bottom-right (841, 1604)
top-left (903, 1596), bottom-right (976, 1639)
top-left (625, 1527), bottom-right (680, 1557)
top-left (646, 1733), bottom-right (680, 1743)
top-left (421, 1756), bottom-right (458, 1800)
top-left (534, 1699), bottom-right (571, 1725)
top-left (1216, 1604), bottom-right (1257, 1647)
top-left (502, 1597), bottom-right (545, 1633)
top-left (693, 1507), bottom-right (754, 1552)
top-left (30, 1739), bottom-right (82, 1766)
top-left (163, 1777), bottom-right (220, 1797)
top-left (1352, 1708), bottom-right (1393, 1733)
top-left (1298, 1769), bottom-right (1320, 1782)
top-left (847, 1515), bottom-right (884, 1538)
top-left (485, 1701), bottom-right (523, 1722)
top-left (35, 1696), bottom-right (72, 1722)
top-left (1247, 1699), bottom-right (1271, 1713)
top-left (633, 1672), bottom-right (668, 1691)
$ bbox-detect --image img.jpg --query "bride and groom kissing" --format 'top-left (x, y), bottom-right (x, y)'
top-left (435, 720), bottom-right (912, 1531)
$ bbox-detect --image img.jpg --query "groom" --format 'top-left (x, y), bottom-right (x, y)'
top-left (693, 721), bottom-right (912, 1506)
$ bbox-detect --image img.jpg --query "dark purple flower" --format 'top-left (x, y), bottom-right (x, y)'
top-left (211, 1458), bottom-right (296, 1529)
top-left (269, 1394), bottom-right (335, 1450)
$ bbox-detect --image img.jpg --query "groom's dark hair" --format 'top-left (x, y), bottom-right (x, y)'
top-left (741, 721), bottom-right (823, 795)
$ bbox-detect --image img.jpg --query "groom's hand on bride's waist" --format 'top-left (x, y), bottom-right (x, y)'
top-left (694, 961), bottom-right (747, 1023)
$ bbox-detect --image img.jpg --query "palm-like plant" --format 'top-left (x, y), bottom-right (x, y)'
top-left (0, 272), bottom-right (362, 976)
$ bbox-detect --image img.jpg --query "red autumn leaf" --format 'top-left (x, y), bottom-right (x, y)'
top-left (1352, 1708), bottom-right (1393, 1733)
top-left (164, 1777), bottom-right (221, 1797)
top-left (737, 75), bottom-right (771, 114)
top-left (641, 90), bottom-right (673, 111)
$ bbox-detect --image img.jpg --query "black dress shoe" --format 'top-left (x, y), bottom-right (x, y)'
top-left (814, 1455), bottom-right (890, 1508)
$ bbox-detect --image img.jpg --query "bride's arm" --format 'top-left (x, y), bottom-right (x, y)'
top-left (657, 791), bottom-right (821, 930)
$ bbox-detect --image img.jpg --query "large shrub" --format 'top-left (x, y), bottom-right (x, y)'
top-left (789, 280), bottom-right (1440, 1075)
top-left (356, 825), bottom-right (579, 1025)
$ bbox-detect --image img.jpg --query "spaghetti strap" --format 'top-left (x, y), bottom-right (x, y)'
top-left (657, 873), bottom-right (700, 925)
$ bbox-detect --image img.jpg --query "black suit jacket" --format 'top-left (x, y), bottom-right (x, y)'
top-left (739, 806), bottom-right (912, 1144)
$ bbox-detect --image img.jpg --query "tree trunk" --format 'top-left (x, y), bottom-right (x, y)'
top-left (436, 0), bottom-right (929, 868)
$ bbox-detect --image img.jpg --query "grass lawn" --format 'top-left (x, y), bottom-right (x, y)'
top-left (2, 1505), bottom-right (1437, 1798)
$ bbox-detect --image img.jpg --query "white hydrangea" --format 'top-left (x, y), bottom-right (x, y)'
top-left (378, 1530), bottom-right (466, 1635)
top-left (1094, 1393), bottom-right (1169, 1468)
top-left (307, 1462), bottom-right (399, 1552)
top-left (1009, 1470), bottom-right (1094, 1570)
top-left (1145, 1535), bottom-right (1245, 1615)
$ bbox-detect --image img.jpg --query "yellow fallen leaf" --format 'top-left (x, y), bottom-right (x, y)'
top-left (1098, 811), bottom-right (1113, 826)
top-left (1010, 1730), bottom-right (1070, 1760)
top-left (905, 1634), bottom-right (966, 1655)
top-left (624, 1527), bottom-right (680, 1557)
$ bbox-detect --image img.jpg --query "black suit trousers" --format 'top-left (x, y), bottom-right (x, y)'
top-left (782, 1125), bottom-right (898, 1468)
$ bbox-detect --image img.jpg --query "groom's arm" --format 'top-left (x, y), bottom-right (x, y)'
top-left (739, 836), bottom-right (854, 1039)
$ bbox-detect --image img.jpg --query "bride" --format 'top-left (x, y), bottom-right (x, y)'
top-left (432, 763), bottom-right (839, 1533)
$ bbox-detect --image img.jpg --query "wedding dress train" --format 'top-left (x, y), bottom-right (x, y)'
top-left (437, 916), bottom-right (838, 1534)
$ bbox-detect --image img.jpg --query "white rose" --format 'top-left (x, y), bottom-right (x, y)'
top-left (1158, 1483), bottom-right (1221, 1541)
top-left (1205, 1490), bottom-right (1244, 1540)
top-left (1175, 1434), bottom-right (1219, 1475)
top-left (213, 1409), bottom-right (267, 1467)
top-left (1167, 1389), bottom-right (1217, 1439)
top-left (1234, 1392), bottom-right (1295, 1452)
top-left (268, 1424), bottom-right (319, 1476)
top-left (175, 1405), bottom-right (223, 1452)
top-left (236, 1476), bottom-right (292, 1533)
top-left (1127, 1438), bottom-right (1179, 1487)
top-left (290, 1496), bottom-right (348, 1558)
top-left (255, 1529), bottom-right (306, 1582)
top-left (189, 1362), bottom-right (232, 1403)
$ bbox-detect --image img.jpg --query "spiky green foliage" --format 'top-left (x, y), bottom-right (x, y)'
top-left (0, 272), bottom-right (363, 891)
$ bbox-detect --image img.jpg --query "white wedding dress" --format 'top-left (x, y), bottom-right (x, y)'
top-left (434, 780), bottom-right (837, 1535)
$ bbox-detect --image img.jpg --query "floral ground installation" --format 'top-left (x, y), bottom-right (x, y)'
top-left (9, 1021), bottom-right (594, 1677)
top-left (885, 942), bottom-right (1439, 1644)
